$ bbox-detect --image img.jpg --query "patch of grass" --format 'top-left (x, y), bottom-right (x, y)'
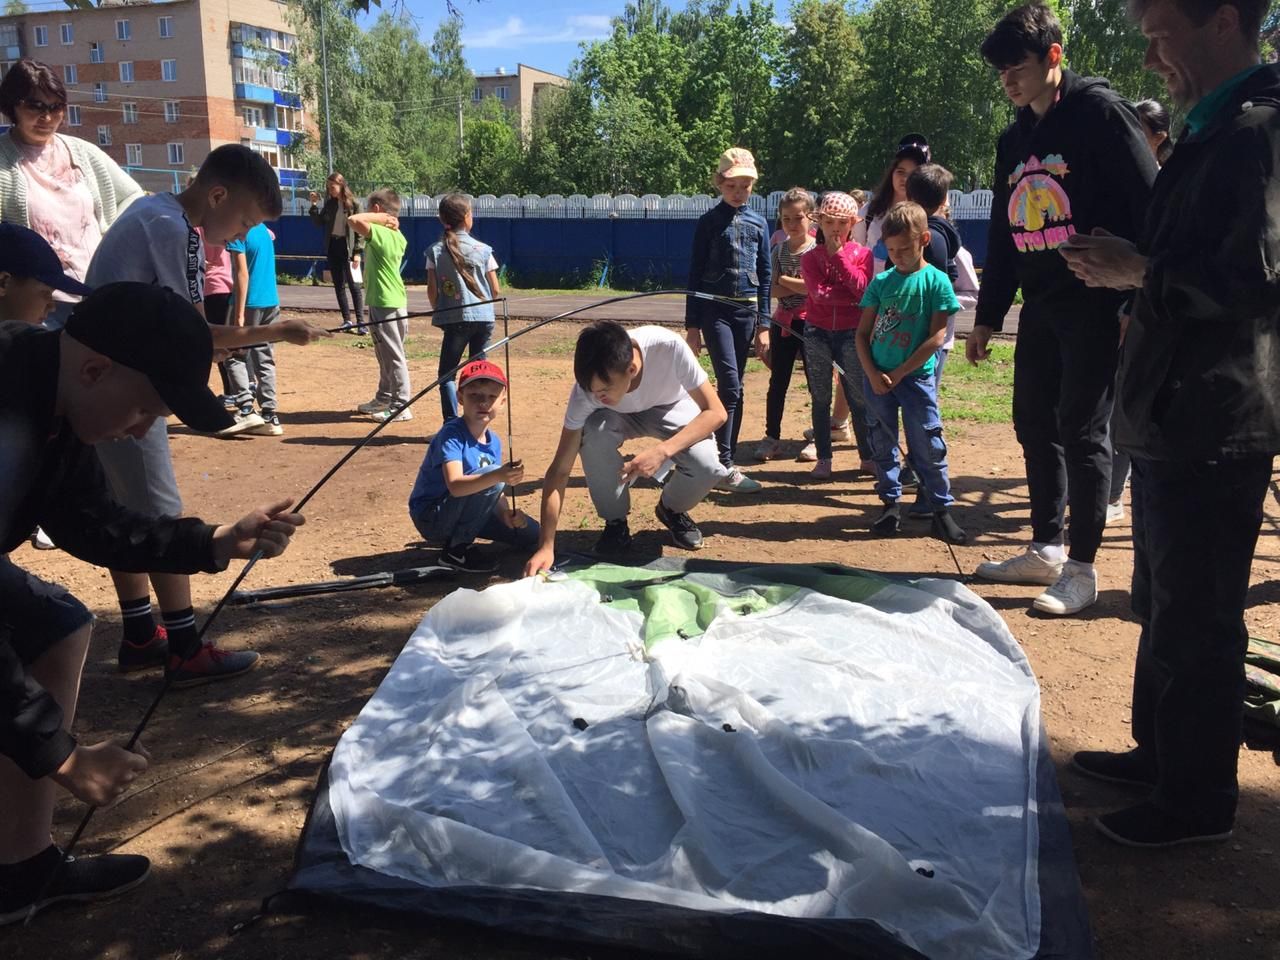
top-left (938, 343), bottom-right (1014, 423)
top-left (332, 334), bottom-right (439, 361)
top-left (697, 353), bottom-right (766, 378)
top-left (505, 285), bottom-right (669, 300)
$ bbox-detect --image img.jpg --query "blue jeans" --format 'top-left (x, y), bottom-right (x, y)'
top-left (438, 322), bottom-right (493, 422)
top-left (697, 299), bottom-right (754, 467)
top-left (800, 327), bottom-right (871, 461)
top-left (862, 372), bottom-right (953, 508)
top-left (411, 483), bottom-right (541, 550)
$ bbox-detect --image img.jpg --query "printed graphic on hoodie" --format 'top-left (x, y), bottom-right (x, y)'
top-left (1007, 154), bottom-right (1075, 253)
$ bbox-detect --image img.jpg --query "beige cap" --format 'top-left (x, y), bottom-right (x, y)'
top-left (717, 147), bottom-right (758, 180)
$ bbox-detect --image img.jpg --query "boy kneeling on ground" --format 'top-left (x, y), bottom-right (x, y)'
top-left (409, 360), bottom-right (539, 573)
top-left (525, 320), bottom-right (727, 576)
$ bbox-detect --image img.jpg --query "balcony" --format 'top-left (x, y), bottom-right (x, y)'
top-left (234, 82), bottom-right (274, 103)
top-left (273, 90), bottom-right (301, 108)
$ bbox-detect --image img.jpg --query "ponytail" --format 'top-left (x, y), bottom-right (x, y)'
top-left (438, 193), bottom-right (484, 298)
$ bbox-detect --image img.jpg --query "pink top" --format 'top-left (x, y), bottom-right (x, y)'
top-left (799, 241), bottom-right (873, 331)
top-left (199, 227), bottom-right (233, 295)
top-left (17, 136), bottom-right (101, 301)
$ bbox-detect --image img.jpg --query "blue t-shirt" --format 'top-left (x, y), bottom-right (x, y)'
top-left (860, 263), bottom-right (960, 377)
top-left (226, 224), bottom-right (278, 309)
top-left (408, 417), bottom-right (503, 513)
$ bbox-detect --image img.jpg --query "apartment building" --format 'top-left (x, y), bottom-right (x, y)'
top-left (471, 63), bottom-right (567, 139)
top-left (0, 0), bottom-right (309, 190)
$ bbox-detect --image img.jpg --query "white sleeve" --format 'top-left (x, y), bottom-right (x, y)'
top-left (486, 254), bottom-right (498, 272)
top-left (667, 334), bottom-right (708, 393)
top-left (561, 385), bottom-right (596, 431)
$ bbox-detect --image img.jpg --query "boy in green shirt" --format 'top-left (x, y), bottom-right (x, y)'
top-left (350, 189), bottom-right (411, 423)
top-left (856, 201), bottom-right (966, 544)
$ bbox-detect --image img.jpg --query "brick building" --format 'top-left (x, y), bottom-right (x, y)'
top-left (471, 63), bottom-right (567, 139)
top-left (0, 0), bottom-right (309, 191)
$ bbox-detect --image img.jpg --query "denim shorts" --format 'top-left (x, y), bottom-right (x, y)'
top-left (0, 555), bottom-right (94, 665)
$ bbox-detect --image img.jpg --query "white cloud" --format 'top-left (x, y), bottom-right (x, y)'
top-left (464, 13), bottom-right (612, 49)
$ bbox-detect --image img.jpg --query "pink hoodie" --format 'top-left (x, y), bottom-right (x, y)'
top-left (800, 240), bottom-right (873, 331)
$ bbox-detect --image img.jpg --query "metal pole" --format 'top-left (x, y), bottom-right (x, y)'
top-left (320, 0), bottom-right (334, 173)
top-left (456, 95), bottom-right (464, 186)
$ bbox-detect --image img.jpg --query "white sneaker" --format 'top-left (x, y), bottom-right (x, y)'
top-left (974, 547), bottom-right (1065, 585)
top-left (357, 398), bottom-right (389, 414)
top-left (797, 441), bottom-right (819, 462)
top-left (218, 410), bottom-right (266, 437)
top-left (832, 419), bottom-right (853, 443)
top-left (31, 526), bottom-right (55, 550)
top-left (1106, 499), bottom-right (1125, 525)
top-left (371, 407), bottom-right (413, 423)
top-left (715, 467), bottom-right (762, 493)
top-left (1033, 562), bottom-right (1098, 615)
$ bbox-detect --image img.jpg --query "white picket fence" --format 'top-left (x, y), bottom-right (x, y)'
top-left (280, 188), bottom-right (996, 221)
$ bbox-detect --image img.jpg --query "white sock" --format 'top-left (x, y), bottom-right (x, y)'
top-left (1031, 541), bottom-right (1066, 562)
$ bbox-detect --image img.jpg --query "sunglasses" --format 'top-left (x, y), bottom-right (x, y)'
top-left (20, 98), bottom-right (66, 117)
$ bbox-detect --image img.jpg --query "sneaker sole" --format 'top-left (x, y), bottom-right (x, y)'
top-left (245, 425), bottom-right (284, 436)
top-left (217, 418), bottom-right (265, 437)
top-left (0, 862), bottom-right (152, 926)
top-left (974, 566), bottom-right (1064, 586)
top-left (1031, 594), bottom-right (1097, 616)
top-left (439, 562), bottom-right (498, 574)
top-left (168, 655), bottom-right (261, 689)
top-left (1092, 818), bottom-right (1233, 849)
top-left (1070, 757), bottom-right (1156, 789)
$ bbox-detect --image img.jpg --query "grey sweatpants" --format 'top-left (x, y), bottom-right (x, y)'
top-left (370, 305), bottom-right (411, 406)
top-left (580, 398), bottom-right (721, 520)
top-left (225, 305), bottom-right (279, 412)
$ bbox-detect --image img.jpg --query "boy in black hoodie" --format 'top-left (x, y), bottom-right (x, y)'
top-left (906, 163), bottom-right (961, 285)
top-left (966, 2), bottom-right (1157, 616)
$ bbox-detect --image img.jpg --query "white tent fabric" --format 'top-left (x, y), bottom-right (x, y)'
top-left (329, 572), bottom-right (1043, 958)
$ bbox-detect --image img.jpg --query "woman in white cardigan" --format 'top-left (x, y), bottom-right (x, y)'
top-left (0, 59), bottom-right (142, 329)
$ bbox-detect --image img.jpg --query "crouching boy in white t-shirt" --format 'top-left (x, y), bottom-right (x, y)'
top-left (524, 320), bottom-right (727, 575)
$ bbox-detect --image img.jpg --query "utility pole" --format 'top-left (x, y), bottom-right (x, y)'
top-left (320, 0), bottom-right (334, 173)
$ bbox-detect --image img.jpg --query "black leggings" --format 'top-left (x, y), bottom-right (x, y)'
top-left (327, 235), bottom-right (363, 325)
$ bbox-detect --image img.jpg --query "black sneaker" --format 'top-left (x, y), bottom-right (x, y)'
top-left (931, 510), bottom-right (968, 545)
top-left (1071, 748), bottom-right (1157, 789)
top-left (906, 494), bottom-right (933, 519)
top-left (899, 463), bottom-right (919, 489)
top-left (594, 519), bottom-right (633, 556)
top-left (0, 845), bottom-right (151, 926)
top-left (655, 501), bottom-right (703, 550)
top-left (117, 623), bottom-right (169, 674)
top-left (1094, 801), bottom-right (1233, 849)
top-left (871, 502), bottom-right (901, 536)
top-left (440, 544), bottom-right (499, 574)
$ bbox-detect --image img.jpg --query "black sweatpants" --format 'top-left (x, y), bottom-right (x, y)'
top-left (1011, 308), bottom-right (1118, 564)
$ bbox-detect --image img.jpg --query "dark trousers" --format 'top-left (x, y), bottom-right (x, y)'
top-left (764, 319), bottom-right (807, 440)
top-left (327, 235), bottom-right (363, 326)
top-left (698, 300), bottom-right (755, 468)
top-left (1011, 310), bottom-right (1118, 564)
top-left (1129, 455), bottom-right (1272, 827)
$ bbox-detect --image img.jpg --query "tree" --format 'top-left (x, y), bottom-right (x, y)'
top-left (1063, 0), bottom-right (1167, 104)
top-left (5, 0), bottom-right (29, 14)
top-left (459, 96), bottom-right (523, 194)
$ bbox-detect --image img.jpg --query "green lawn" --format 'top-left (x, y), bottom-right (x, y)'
top-left (937, 343), bottom-right (1015, 423)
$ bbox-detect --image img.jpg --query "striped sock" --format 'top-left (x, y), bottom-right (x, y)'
top-left (119, 596), bottom-right (156, 647)
top-left (162, 606), bottom-right (200, 659)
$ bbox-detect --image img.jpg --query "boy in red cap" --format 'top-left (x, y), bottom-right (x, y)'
top-left (408, 359), bottom-right (539, 572)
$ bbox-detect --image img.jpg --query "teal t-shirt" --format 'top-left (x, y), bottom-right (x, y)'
top-left (364, 223), bottom-right (408, 309)
top-left (860, 263), bottom-right (960, 377)
top-left (225, 223), bottom-right (278, 309)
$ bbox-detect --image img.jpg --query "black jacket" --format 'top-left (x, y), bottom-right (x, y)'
top-left (1115, 65), bottom-right (1280, 461)
top-left (977, 70), bottom-right (1158, 330)
top-left (0, 324), bottom-right (226, 778)
top-left (925, 215), bottom-right (961, 283)
top-left (308, 196), bottom-right (364, 260)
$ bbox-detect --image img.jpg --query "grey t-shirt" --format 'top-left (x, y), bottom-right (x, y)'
top-left (86, 192), bottom-right (203, 303)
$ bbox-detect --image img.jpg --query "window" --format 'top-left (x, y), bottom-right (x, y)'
top-left (119, 61), bottom-right (133, 83)
top-left (97, 125), bottom-right (111, 146)
top-left (67, 104), bottom-right (81, 126)
top-left (115, 20), bottom-right (131, 41)
top-left (63, 63), bottom-right (77, 84)
top-left (125, 143), bottom-right (142, 166)
top-left (122, 102), bottom-right (137, 123)
top-left (167, 142), bottom-right (184, 165)
top-left (60, 23), bottom-right (73, 45)
top-left (164, 100), bottom-right (180, 123)
top-left (233, 59), bottom-right (271, 86)
top-left (274, 104), bottom-right (303, 131)
top-left (158, 16), bottom-right (173, 39)
top-left (33, 26), bottom-right (48, 47)
top-left (471, 86), bottom-right (481, 102)
top-left (89, 42), bottom-right (104, 64)
top-left (242, 106), bottom-right (263, 127)
top-left (93, 82), bottom-right (107, 103)
top-left (162, 59), bottom-right (177, 82)
top-left (495, 85), bottom-right (509, 101)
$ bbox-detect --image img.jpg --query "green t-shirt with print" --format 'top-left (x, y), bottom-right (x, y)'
top-left (860, 263), bottom-right (960, 377)
top-left (363, 222), bottom-right (408, 309)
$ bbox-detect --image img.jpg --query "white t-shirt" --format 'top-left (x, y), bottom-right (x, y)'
top-left (86, 192), bottom-right (203, 304)
top-left (562, 326), bottom-right (707, 430)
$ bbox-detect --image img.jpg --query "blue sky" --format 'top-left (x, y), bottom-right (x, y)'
top-left (362, 2), bottom-right (633, 78)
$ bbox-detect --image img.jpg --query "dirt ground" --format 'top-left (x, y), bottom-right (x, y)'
top-left (6, 315), bottom-right (1279, 960)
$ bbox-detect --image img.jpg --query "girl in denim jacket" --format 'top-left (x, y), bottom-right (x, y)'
top-left (684, 147), bottom-right (770, 493)
top-left (427, 194), bottom-right (502, 422)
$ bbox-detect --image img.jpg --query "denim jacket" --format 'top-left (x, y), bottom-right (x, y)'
top-left (685, 200), bottom-right (771, 327)
top-left (426, 230), bottom-right (497, 326)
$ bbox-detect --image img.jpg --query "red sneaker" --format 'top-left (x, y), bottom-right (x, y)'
top-left (165, 643), bottom-right (260, 689)
top-left (117, 624), bottom-right (169, 674)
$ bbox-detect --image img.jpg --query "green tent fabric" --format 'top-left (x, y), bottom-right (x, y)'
top-left (1245, 637), bottom-right (1280, 728)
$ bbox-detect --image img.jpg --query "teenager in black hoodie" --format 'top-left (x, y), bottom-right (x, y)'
top-left (966, 3), bottom-right (1157, 616)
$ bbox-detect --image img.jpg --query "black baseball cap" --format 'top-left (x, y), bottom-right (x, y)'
top-left (895, 133), bottom-right (932, 165)
top-left (0, 223), bottom-right (92, 296)
top-left (64, 282), bottom-right (234, 433)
